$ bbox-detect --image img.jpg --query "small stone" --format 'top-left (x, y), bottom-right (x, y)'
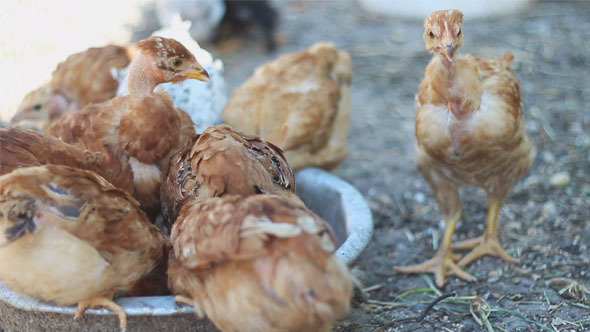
top-left (549, 172), bottom-right (570, 187)
top-left (551, 317), bottom-right (565, 326)
top-left (488, 269), bottom-right (503, 279)
top-left (413, 192), bottom-right (426, 204)
top-left (542, 151), bottom-right (555, 164)
top-left (542, 201), bottom-right (557, 218)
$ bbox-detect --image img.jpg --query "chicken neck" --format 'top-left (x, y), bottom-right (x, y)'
top-left (435, 54), bottom-right (481, 120)
top-left (127, 54), bottom-right (159, 100)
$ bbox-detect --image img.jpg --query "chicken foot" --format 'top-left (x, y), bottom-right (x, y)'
top-left (75, 297), bottom-right (127, 331)
top-left (174, 295), bottom-right (204, 318)
top-left (452, 200), bottom-right (518, 267)
top-left (396, 214), bottom-right (476, 288)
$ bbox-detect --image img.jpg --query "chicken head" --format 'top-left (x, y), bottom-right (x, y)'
top-left (423, 9), bottom-right (464, 62)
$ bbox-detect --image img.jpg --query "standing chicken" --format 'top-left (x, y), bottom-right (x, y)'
top-left (48, 36), bottom-right (209, 217)
top-left (10, 44), bottom-right (133, 131)
top-left (160, 124), bottom-right (297, 227)
top-left (221, 42), bottom-right (352, 171)
top-left (168, 194), bottom-right (353, 332)
top-left (0, 165), bottom-right (167, 331)
top-left (395, 9), bottom-right (534, 287)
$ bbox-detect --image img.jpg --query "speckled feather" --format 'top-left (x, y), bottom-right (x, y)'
top-left (167, 195), bottom-right (352, 332)
top-left (160, 124), bottom-right (297, 227)
top-left (0, 165), bottom-right (167, 305)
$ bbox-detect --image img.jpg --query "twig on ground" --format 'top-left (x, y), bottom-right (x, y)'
top-left (418, 291), bottom-right (457, 322)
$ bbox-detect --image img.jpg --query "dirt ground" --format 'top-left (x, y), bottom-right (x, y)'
top-left (204, 1), bottom-right (589, 331)
top-left (1, 0), bottom-right (589, 331)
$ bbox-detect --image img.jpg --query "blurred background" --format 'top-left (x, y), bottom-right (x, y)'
top-left (1, 1), bottom-right (589, 330)
top-left (0, 0), bottom-right (533, 121)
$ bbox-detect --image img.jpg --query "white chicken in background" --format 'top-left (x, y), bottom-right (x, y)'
top-left (155, 0), bottom-right (226, 42)
top-left (117, 14), bottom-right (227, 133)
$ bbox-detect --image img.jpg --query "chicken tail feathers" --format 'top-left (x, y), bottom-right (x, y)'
top-left (501, 52), bottom-right (514, 69)
top-left (265, 123), bottom-right (289, 148)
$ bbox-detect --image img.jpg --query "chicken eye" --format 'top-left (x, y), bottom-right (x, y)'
top-left (429, 31), bottom-right (435, 38)
top-left (32, 104), bottom-right (42, 111)
top-left (172, 58), bottom-right (182, 67)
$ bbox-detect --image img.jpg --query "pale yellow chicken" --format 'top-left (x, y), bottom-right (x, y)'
top-left (168, 194), bottom-right (353, 332)
top-left (48, 36), bottom-right (209, 218)
top-left (160, 124), bottom-right (298, 227)
top-left (11, 44), bottom-right (133, 131)
top-left (221, 42), bottom-right (352, 171)
top-left (0, 165), bottom-right (167, 331)
top-left (395, 9), bottom-right (534, 287)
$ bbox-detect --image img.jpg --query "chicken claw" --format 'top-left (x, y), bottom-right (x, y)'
top-left (75, 297), bottom-right (127, 332)
top-left (452, 201), bottom-right (518, 267)
top-left (453, 235), bottom-right (518, 267)
top-left (396, 215), bottom-right (476, 288)
top-left (396, 249), bottom-right (476, 288)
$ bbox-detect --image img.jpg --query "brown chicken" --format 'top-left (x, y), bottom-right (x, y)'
top-left (48, 36), bottom-right (209, 217)
top-left (395, 9), bottom-right (534, 287)
top-left (221, 42), bottom-right (352, 171)
top-left (0, 165), bottom-right (167, 331)
top-left (0, 126), bottom-right (133, 194)
top-left (168, 194), bottom-right (353, 332)
top-left (160, 124), bottom-right (298, 227)
top-left (11, 44), bottom-right (133, 130)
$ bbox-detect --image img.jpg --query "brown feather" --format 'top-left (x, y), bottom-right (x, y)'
top-left (0, 165), bottom-right (167, 305)
top-left (0, 127), bottom-right (134, 193)
top-left (222, 42), bottom-right (352, 171)
top-left (12, 44), bottom-right (132, 130)
top-left (168, 195), bottom-right (352, 332)
top-left (46, 37), bottom-right (204, 217)
top-left (160, 124), bottom-right (297, 227)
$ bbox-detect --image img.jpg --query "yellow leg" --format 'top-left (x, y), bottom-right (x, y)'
top-left (395, 214), bottom-right (476, 288)
top-left (452, 200), bottom-right (518, 267)
top-left (75, 297), bottom-right (127, 331)
top-left (174, 295), bottom-right (204, 318)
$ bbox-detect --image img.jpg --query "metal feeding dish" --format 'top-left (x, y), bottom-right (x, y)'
top-left (0, 168), bottom-right (373, 332)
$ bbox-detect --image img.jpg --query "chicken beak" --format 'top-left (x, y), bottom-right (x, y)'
top-left (10, 111), bottom-right (30, 123)
top-left (441, 44), bottom-right (454, 62)
top-left (181, 66), bottom-right (210, 82)
top-left (447, 45), bottom-right (454, 58)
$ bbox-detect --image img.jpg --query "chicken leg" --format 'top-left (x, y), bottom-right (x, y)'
top-left (452, 199), bottom-right (518, 267)
top-left (75, 297), bottom-right (127, 331)
top-left (395, 214), bottom-right (477, 288)
top-left (174, 295), bottom-right (204, 318)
